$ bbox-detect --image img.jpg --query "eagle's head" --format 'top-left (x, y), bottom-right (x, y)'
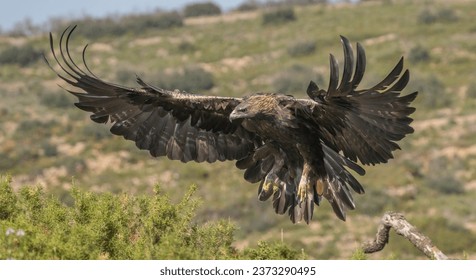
top-left (229, 94), bottom-right (280, 121)
top-left (229, 94), bottom-right (298, 129)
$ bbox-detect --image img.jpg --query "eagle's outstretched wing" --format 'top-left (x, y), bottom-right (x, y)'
top-left (301, 36), bottom-right (417, 166)
top-left (287, 36), bottom-right (417, 221)
top-left (45, 26), bottom-right (256, 163)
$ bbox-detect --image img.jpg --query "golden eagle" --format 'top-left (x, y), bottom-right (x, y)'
top-left (46, 26), bottom-right (417, 224)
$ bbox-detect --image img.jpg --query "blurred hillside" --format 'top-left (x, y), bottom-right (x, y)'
top-left (1, 0), bottom-right (476, 259)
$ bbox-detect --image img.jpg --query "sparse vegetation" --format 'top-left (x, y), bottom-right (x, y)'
top-left (183, 2), bottom-right (222, 18)
top-left (408, 45), bottom-right (430, 64)
top-left (467, 81), bottom-right (476, 99)
top-left (417, 7), bottom-right (459, 25)
top-left (423, 157), bottom-right (465, 195)
top-left (39, 90), bottom-right (76, 109)
top-left (410, 74), bottom-right (449, 109)
top-left (273, 64), bottom-right (322, 93)
top-left (154, 66), bottom-right (215, 92)
top-left (262, 7), bottom-right (296, 25)
top-left (51, 12), bottom-right (183, 39)
top-left (177, 41), bottom-right (197, 53)
top-left (287, 40), bottom-right (316, 57)
top-left (235, 1), bottom-right (260, 12)
top-left (0, 44), bottom-right (42, 67)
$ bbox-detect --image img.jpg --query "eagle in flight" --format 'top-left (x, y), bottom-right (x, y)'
top-left (46, 26), bottom-right (417, 224)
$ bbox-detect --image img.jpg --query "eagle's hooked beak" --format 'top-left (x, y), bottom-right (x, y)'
top-left (229, 105), bottom-right (248, 121)
top-left (229, 109), bottom-right (242, 121)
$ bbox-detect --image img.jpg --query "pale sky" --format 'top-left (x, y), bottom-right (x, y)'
top-left (0, 0), bottom-right (247, 31)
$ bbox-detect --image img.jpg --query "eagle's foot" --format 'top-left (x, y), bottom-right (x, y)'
top-left (258, 173), bottom-right (280, 201)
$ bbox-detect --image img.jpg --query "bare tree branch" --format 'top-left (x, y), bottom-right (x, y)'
top-left (362, 211), bottom-right (449, 260)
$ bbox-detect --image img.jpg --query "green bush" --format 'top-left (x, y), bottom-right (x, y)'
top-left (136, 12), bottom-right (183, 30)
top-left (417, 7), bottom-right (458, 25)
top-left (410, 74), bottom-right (449, 109)
top-left (287, 40), bottom-right (316, 57)
top-left (356, 187), bottom-right (396, 216)
top-left (40, 140), bottom-right (58, 157)
top-left (0, 176), bottom-right (17, 220)
top-left (466, 81), bottom-right (476, 99)
top-left (235, 1), bottom-right (260, 12)
top-left (286, 0), bottom-right (327, 5)
top-left (39, 91), bottom-right (75, 109)
top-left (183, 2), bottom-right (222, 18)
top-left (177, 41), bottom-right (197, 53)
top-left (262, 7), bottom-right (296, 26)
top-left (0, 44), bottom-right (42, 67)
top-left (435, 8), bottom-right (459, 23)
top-left (423, 157), bottom-right (464, 195)
top-left (154, 66), bottom-right (214, 92)
top-left (417, 8), bottom-right (437, 25)
top-left (115, 68), bottom-right (139, 86)
top-left (273, 64), bottom-right (322, 94)
top-left (54, 12), bottom-right (183, 40)
top-left (426, 174), bottom-right (464, 195)
top-left (243, 241), bottom-right (304, 260)
top-left (14, 119), bottom-right (58, 140)
top-left (0, 176), bottom-right (301, 259)
top-left (408, 45), bottom-right (430, 64)
top-left (81, 123), bottom-right (112, 140)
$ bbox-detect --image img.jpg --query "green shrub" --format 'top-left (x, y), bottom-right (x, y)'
top-left (243, 241), bottom-right (304, 260)
top-left (54, 12), bottom-right (183, 40)
top-left (351, 249), bottom-right (367, 260)
top-left (273, 64), bottom-right (322, 94)
top-left (426, 174), bottom-right (464, 195)
top-left (154, 66), bottom-right (214, 92)
top-left (235, 1), bottom-right (260, 12)
top-left (39, 91), bottom-right (75, 109)
top-left (0, 176), bottom-right (17, 220)
top-left (408, 45), bottom-right (430, 64)
top-left (0, 176), bottom-right (300, 259)
top-left (183, 2), bottom-right (222, 18)
top-left (262, 7), bottom-right (296, 26)
top-left (417, 7), bottom-right (458, 25)
top-left (0, 44), bottom-right (42, 67)
top-left (466, 81), bottom-right (476, 99)
top-left (137, 12), bottom-right (183, 30)
top-left (81, 123), bottom-right (112, 140)
top-left (417, 8), bottom-right (437, 25)
top-left (15, 119), bottom-right (58, 139)
top-left (287, 40), bottom-right (316, 57)
top-left (410, 74), bottom-right (449, 109)
top-left (177, 41), bottom-right (197, 53)
top-left (41, 141), bottom-right (58, 157)
top-left (435, 8), bottom-right (459, 23)
top-left (356, 187), bottom-right (395, 216)
top-left (423, 157), bottom-right (464, 195)
top-left (286, 0), bottom-right (327, 5)
top-left (115, 68), bottom-right (139, 86)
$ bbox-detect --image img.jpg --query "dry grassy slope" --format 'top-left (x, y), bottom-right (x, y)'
top-left (1, 0), bottom-right (476, 259)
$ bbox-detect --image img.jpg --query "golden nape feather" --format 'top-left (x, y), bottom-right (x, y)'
top-left (45, 26), bottom-right (417, 224)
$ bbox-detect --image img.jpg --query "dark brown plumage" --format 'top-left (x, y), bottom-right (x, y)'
top-left (45, 26), bottom-right (417, 224)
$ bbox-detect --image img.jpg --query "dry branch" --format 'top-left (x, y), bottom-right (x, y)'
top-left (362, 211), bottom-right (449, 260)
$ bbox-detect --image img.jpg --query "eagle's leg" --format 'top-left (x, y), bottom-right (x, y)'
top-left (296, 162), bottom-right (316, 224)
top-left (257, 154), bottom-right (285, 201)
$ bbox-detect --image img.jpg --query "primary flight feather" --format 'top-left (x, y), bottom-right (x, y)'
top-left (45, 26), bottom-right (417, 224)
